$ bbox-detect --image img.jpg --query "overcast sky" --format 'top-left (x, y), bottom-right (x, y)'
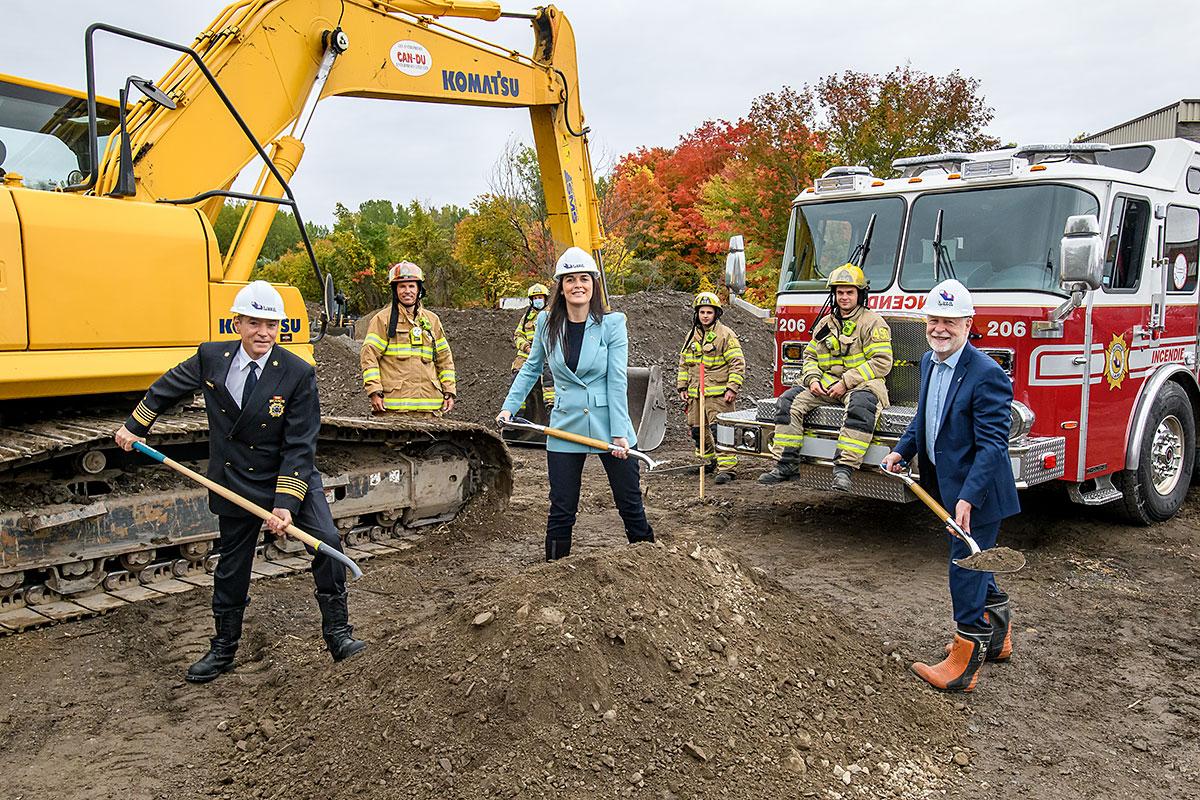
top-left (5, 0), bottom-right (1199, 225)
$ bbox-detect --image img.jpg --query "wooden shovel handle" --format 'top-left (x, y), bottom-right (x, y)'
top-left (132, 442), bottom-right (362, 578)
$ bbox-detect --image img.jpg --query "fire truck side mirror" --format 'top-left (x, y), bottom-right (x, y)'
top-left (725, 235), bottom-right (747, 294)
top-left (1059, 214), bottom-right (1103, 291)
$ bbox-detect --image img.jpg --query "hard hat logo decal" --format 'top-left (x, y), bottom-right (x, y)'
top-left (939, 290), bottom-right (955, 302)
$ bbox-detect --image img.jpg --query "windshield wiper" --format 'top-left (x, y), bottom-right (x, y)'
top-left (933, 208), bottom-right (957, 282)
top-left (847, 213), bottom-right (876, 268)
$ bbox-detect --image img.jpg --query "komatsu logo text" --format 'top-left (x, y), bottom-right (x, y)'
top-left (442, 70), bottom-right (520, 97)
top-left (220, 317), bottom-right (302, 335)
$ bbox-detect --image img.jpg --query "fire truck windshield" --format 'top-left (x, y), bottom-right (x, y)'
top-left (777, 197), bottom-right (904, 293)
top-left (899, 184), bottom-right (1099, 294)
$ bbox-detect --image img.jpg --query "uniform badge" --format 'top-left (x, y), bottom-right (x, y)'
top-left (268, 395), bottom-right (286, 417)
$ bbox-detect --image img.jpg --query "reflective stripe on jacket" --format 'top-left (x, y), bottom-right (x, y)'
top-left (677, 321), bottom-right (745, 398)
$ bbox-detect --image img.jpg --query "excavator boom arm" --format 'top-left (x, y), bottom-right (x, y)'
top-left (88, 0), bottom-right (602, 285)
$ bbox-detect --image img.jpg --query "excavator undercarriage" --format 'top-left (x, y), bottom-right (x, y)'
top-left (0, 410), bottom-right (511, 634)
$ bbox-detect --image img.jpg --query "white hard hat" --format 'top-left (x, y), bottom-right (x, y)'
top-left (553, 246), bottom-right (599, 279)
top-left (230, 280), bottom-right (287, 320)
top-left (921, 279), bottom-right (974, 318)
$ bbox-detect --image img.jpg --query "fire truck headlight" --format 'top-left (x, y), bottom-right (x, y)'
top-left (781, 342), bottom-right (805, 362)
top-left (1009, 401), bottom-right (1035, 441)
top-left (781, 366), bottom-right (805, 386)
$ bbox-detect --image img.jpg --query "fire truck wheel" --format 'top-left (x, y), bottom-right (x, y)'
top-left (1117, 382), bottom-right (1195, 525)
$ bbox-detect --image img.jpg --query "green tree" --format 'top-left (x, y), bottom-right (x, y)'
top-left (817, 65), bottom-right (1000, 177)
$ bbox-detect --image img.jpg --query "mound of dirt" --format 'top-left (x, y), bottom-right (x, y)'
top-left (321, 292), bottom-right (778, 449)
top-left (215, 541), bottom-right (960, 799)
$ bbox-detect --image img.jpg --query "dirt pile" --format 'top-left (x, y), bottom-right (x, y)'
top-left (321, 291), bottom-right (778, 447)
top-left (216, 541), bottom-right (961, 799)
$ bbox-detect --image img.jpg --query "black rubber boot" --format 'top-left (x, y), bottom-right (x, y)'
top-left (546, 538), bottom-right (572, 561)
top-left (758, 449), bottom-right (801, 484)
top-left (186, 606), bottom-right (244, 683)
top-left (830, 465), bottom-right (853, 492)
top-left (984, 593), bottom-right (1013, 662)
top-left (315, 590), bottom-right (367, 662)
top-left (714, 471), bottom-right (735, 485)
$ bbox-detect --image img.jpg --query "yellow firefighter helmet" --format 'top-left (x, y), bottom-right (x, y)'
top-left (527, 283), bottom-right (550, 298)
top-left (693, 291), bottom-right (722, 309)
top-left (827, 263), bottom-right (868, 289)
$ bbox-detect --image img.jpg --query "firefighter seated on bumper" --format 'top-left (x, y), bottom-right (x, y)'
top-left (677, 291), bottom-right (746, 484)
top-left (759, 264), bottom-right (893, 491)
top-left (360, 261), bottom-right (456, 417)
top-left (513, 282), bottom-right (555, 413)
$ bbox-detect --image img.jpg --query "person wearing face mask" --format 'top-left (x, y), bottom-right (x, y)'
top-left (113, 281), bottom-right (366, 682)
top-left (760, 264), bottom-right (893, 491)
top-left (677, 291), bottom-right (745, 483)
top-left (361, 262), bottom-right (456, 418)
top-left (496, 247), bottom-right (654, 561)
top-left (883, 279), bottom-right (1020, 693)
top-left (512, 283), bottom-right (555, 413)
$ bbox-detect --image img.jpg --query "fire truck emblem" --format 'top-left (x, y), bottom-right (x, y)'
top-left (1104, 333), bottom-right (1129, 390)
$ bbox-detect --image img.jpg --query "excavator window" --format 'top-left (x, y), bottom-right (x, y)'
top-left (0, 78), bottom-right (120, 190)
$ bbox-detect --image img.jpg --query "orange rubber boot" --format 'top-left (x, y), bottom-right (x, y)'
top-left (943, 598), bottom-right (1013, 662)
top-left (984, 598), bottom-right (1012, 662)
top-left (914, 628), bottom-right (990, 692)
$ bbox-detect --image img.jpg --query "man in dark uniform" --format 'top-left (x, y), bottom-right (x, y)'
top-left (115, 280), bottom-right (366, 683)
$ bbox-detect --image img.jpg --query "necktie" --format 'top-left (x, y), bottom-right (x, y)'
top-left (931, 363), bottom-right (948, 446)
top-left (241, 362), bottom-right (258, 409)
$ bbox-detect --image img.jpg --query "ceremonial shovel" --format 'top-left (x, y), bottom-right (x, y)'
top-left (132, 441), bottom-right (363, 579)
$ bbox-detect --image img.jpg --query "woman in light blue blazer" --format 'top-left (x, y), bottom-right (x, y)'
top-left (497, 247), bottom-right (654, 560)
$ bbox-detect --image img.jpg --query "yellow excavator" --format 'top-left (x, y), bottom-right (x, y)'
top-left (0, 0), bottom-right (661, 633)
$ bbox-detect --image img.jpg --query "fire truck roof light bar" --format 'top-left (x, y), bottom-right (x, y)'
top-left (1013, 142), bottom-right (1111, 165)
top-left (891, 152), bottom-right (975, 178)
top-left (821, 165), bottom-right (873, 179)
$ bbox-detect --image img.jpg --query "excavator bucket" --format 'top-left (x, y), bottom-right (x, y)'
top-left (500, 366), bottom-right (668, 451)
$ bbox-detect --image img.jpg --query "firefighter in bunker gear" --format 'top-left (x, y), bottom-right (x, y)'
top-left (513, 283), bottom-right (555, 411)
top-left (361, 262), bottom-right (456, 417)
top-left (759, 264), bottom-right (893, 491)
top-left (677, 291), bottom-right (745, 484)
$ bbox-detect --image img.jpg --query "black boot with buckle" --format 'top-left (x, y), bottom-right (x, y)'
top-left (315, 590), bottom-right (367, 662)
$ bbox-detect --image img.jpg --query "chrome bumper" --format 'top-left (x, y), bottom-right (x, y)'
top-left (715, 403), bottom-right (1065, 503)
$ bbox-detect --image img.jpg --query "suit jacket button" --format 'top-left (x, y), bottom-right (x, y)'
top-left (248, 467), bottom-right (254, 471)
top-left (261, 423), bottom-right (267, 428)
top-left (224, 461), bottom-right (231, 467)
top-left (250, 445), bottom-right (255, 450)
top-left (583, 408), bottom-right (589, 415)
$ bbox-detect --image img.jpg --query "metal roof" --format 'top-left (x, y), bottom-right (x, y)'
top-left (1083, 100), bottom-right (1200, 146)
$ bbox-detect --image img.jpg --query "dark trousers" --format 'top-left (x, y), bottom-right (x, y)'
top-left (545, 450), bottom-right (654, 560)
top-left (924, 466), bottom-right (1002, 630)
top-left (211, 485), bottom-right (347, 613)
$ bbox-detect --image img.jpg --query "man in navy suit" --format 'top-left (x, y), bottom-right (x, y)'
top-left (883, 279), bottom-right (1019, 693)
top-left (115, 281), bottom-right (366, 683)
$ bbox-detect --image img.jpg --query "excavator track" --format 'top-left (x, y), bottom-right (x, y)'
top-left (0, 410), bottom-right (512, 635)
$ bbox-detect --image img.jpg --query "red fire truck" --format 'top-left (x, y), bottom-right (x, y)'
top-left (716, 140), bottom-right (1200, 523)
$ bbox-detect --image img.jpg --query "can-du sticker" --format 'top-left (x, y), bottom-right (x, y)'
top-left (1174, 253), bottom-right (1188, 290)
top-left (390, 41), bottom-right (432, 77)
